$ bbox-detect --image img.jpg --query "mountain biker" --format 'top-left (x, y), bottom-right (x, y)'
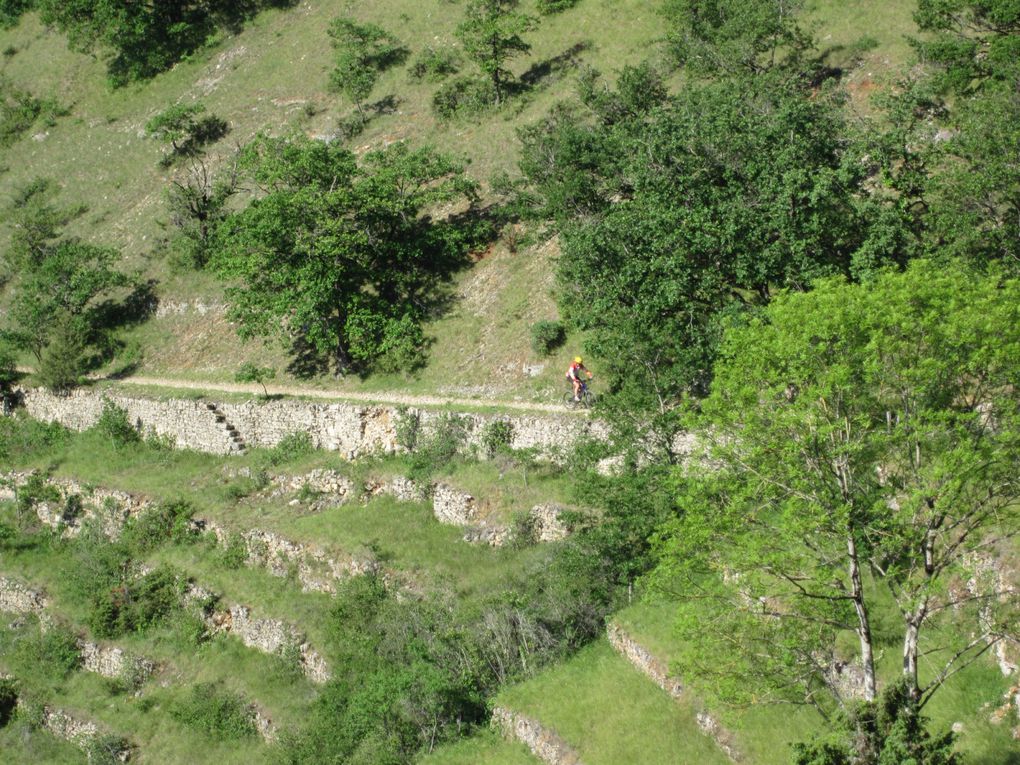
top-left (565, 356), bottom-right (592, 402)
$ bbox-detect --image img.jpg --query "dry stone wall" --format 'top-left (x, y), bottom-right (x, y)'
top-left (0, 575), bottom-right (49, 617)
top-left (606, 622), bottom-right (742, 762)
top-left (184, 584), bottom-right (330, 684)
top-left (17, 386), bottom-right (612, 460)
top-left (491, 706), bottom-right (585, 765)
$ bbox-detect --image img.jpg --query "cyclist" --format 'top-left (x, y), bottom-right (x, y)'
top-left (565, 356), bottom-right (593, 402)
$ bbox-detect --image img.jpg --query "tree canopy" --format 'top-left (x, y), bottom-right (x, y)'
top-left (650, 259), bottom-right (1020, 729)
top-left (211, 136), bottom-right (479, 375)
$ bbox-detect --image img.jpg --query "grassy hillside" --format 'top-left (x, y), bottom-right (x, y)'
top-left (0, 0), bottom-right (922, 402)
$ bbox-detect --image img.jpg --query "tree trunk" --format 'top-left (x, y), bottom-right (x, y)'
top-left (847, 533), bottom-right (877, 701)
top-left (903, 616), bottom-right (922, 701)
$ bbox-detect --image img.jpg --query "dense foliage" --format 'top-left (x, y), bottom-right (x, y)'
top-left (212, 136), bottom-right (480, 375)
top-left (36, 0), bottom-right (295, 85)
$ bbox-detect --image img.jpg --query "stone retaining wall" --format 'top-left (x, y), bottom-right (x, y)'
top-left (17, 386), bottom-right (612, 460)
top-left (0, 575), bottom-right (49, 617)
top-left (491, 706), bottom-right (585, 765)
top-left (185, 584), bottom-right (330, 684)
top-left (606, 622), bottom-right (742, 762)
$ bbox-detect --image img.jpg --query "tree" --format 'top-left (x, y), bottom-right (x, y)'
top-left (2, 178), bottom-right (86, 275)
top-left (211, 136), bottom-right (478, 375)
top-left (5, 239), bottom-right (128, 364)
top-left (0, 0), bottom-right (33, 29)
top-left (327, 17), bottom-right (406, 117)
top-left (909, 0), bottom-right (1020, 269)
top-left (36, 0), bottom-right (295, 85)
top-left (456, 0), bottom-right (536, 105)
top-left (145, 103), bottom-right (229, 166)
top-left (235, 362), bottom-right (275, 397)
top-left (650, 260), bottom-right (1019, 737)
top-left (519, 71), bottom-right (904, 454)
top-left (165, 156), bottom-right (238, 269)
top-left (662, 0), bottom-right (814, 75)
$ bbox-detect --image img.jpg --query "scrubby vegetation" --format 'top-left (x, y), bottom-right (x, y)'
top-left (0, 0), bottom-right (1018, 763)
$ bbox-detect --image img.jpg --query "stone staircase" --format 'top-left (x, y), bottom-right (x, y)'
top-left (204, 401), bottom-right (247, 454)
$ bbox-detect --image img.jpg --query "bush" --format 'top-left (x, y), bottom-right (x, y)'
top-left (84, 733), bottom-right (131, 765)
top-left (536, 0), bottom-right (581, 13)
top-left (406, 413), bottom-right (467, 483)
top-left (481, 419), bottom-right (514, 458)
top-left (431, 76), bottom-right (496, 119)
top-left (235, 363), bottom-right (276, 397)
top-left (0, 677), bottom-right (16, 727)
top-left (530, 320), bottom-right (566, 356)
top-left (409, 46), bottom-right (462, 81)
top-left (123, 499), bottom-right (196, 551)
top-left (0, 415), bottom-right (69, 464)
top-left (93, 399), bottom-right (140, 447)
top-left (88, 564), bottom-right (184, 639)
top-left (219, 532), bottom-right (248, 569)
top-left (35, 316), bottom-right (90, 392)
top-left (266, 431), bottom-right (314, 466)
top-left (509, 509), bottom-right (538, 549)
top-left (169, 682), bottom-right (256, 739)
top-left (394, 406), bottom-right (421, 451)
top-left (16, 624), bottom-right (81, 679)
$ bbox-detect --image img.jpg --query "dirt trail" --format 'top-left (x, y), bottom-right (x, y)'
top-left (117, 375), bottom-right (578, 415)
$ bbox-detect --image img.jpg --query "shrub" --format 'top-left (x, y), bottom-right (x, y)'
top-left (88, 565), bottom-right (184, 639)
top-left (267, 431), bottom-right (314, 465)
top-left (431, 76), bottom-right (496, 119)
top-left (536, 0), bottom-right (581, 13)
top-left (123, 499), bottom-right (196, 551)
top-left (406, 414), bottom-right (467, 483)
top-left (219, 533), bottom-right (248, 569)
top-left (16, 624), bottom-right (81, 679)
top-left (394, 406), bottom-right (422, 451)
top-left (509, 509), bottom-right (538, 549)
top-left (481, 419), bottom-right (514, 458)
top-left (530, 320), bottom-right (565, 356)
top-left (0, 677), bottom-right (16, 727)
top-left (84, 733), bottom-right (131, 765)
top-left (0, 415), bottom-right (69, 464)
top-left (169, 682), bottom-right (256, 739)
top-left (93, 399), bottom-right (140, 447)
top-left (35, 316), bottom-right (90, 392)
top-left (409, 46), bottom-right (462, 81)
top-left (235, 363), bottom-right (276, 397)
top-left (0, 75), bottom-right (40, 147)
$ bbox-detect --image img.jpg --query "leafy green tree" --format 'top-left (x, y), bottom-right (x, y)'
top-left (456, 0), bottom-right (537, 104)
top-left (650, 260), bottom-right (1020, 727)
top-left (662, 0), bottom-right (814, 75)
top-left (0, 0), bottom-right (33, 29)
top-left (211, 136), bottom-right (477, 375)
top-left (145, 103), bottom-right (229, 166)
top-left (909, 0), bottom-right (1020, 269)
top-left (166, 157), bottom-right (238, 269)
top-left (327, 17), bottom-right (406, 117)
top-left (520, 71), bottom-right (903, 451)
top-left (36, 0), bottom-right (294, 85)
top-left (35, 312), bottom-right (91, 392)
top-left (235, 362), bottom-right (276, 397)
top-left (6, 239), bottom-right (127, 364)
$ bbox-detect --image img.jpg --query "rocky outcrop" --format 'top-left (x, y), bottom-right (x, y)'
top-left (0, 575), bottom-right (49, 617)
top-left (491, 706), bottom-right (585, 765)
top-left (606, 622), bottom-right (742, 762)
top-left (185, 585), bottom-right (330, 684)
top-left (264, 468), bottom-right (355, 508)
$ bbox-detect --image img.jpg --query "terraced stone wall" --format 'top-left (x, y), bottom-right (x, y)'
top-left (17, 387), bottom-right (612, 460)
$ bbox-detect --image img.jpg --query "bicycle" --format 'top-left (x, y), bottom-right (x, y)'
top-left (563, 378), bottom-right (596, 409)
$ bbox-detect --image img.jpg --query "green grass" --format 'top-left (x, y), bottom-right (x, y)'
top-left (418, 728), bottom-right (540, 765)
top-left (496, 639), bottom-right (732, 765)
top-left (0, 718), bottom-right (86, 765)
top-left (614, 596), bottom-right (1020, 765)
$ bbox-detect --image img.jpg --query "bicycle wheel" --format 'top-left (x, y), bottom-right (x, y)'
top-left (581, 391), bottom-right (596, 408)
top-left (562, 391), bottom-right (578, 408)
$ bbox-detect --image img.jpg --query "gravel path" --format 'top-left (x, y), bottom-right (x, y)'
top-left (118, 375), bottom-right (577, 415)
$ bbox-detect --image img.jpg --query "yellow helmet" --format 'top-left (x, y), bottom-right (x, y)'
top-left (574, 356), bottom-right (583, 364)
